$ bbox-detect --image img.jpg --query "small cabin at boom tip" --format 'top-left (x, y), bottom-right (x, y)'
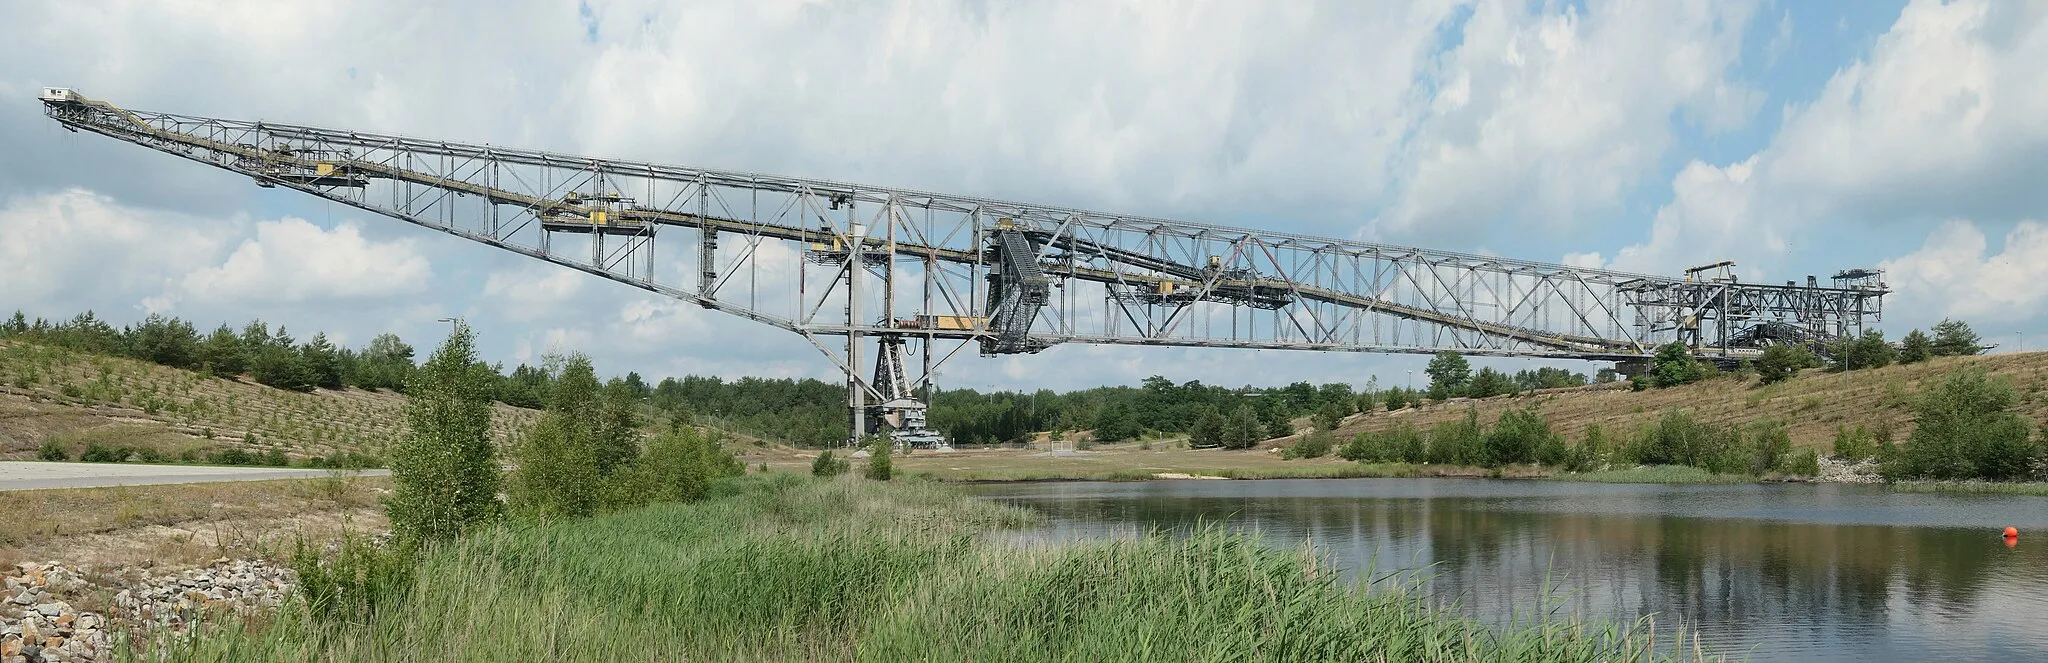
top-left (40, 87), bottom-right (81, 103)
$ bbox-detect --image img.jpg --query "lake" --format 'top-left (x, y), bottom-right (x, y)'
top-left (968, 478), bottom-right (2048, 662)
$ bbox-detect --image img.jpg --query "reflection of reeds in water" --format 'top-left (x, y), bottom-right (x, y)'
top-left (146, 475), bottom-right (1716, 662)
top-left (989, 482), bottom-right (2048, 660)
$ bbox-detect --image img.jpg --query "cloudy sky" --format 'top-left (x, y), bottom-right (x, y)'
top-left (2, 0), bottom-right (2045, 393)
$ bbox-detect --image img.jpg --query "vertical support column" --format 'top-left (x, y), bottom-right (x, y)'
top-left (698, 178), bottom-right (717, 304)
top-left (848, 222), bottom-right (868, 446)
top-left (488, 156), bottom-right (500, 240)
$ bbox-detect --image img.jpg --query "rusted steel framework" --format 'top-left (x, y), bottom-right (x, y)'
top-left (41, 89), bottom-right (1889, 441)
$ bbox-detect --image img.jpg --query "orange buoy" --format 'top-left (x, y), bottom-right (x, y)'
top-left (2005, 526), bottom-right (2020, 538)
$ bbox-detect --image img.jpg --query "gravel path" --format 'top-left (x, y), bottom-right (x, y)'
top-left (0, 461), bottom-right (386, 491)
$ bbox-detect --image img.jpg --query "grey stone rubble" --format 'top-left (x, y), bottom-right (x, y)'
top-left (1, 558), bottom-right (295, 663)
top-left (1817, 455), bottom-right (1883, 484)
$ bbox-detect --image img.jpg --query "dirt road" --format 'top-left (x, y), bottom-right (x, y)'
top-left (0, 461), bottom-right (388, 491)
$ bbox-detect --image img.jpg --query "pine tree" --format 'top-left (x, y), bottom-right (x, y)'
top-left (301, 332), bottom-right (345, 390)
top-left (199, 324), bottom-right (247, 378)
top-left (1899, 329), bottom-right (1934, 364)
top-left (1189, 407), bottom-right (1225, 448)
top-left (1931, 319), bottom-right (1982, 356)
top-left (1222, 405), bottom-right (1264, 450)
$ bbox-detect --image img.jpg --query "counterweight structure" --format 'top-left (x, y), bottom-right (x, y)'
top-left (40, 89), bottom-right (1889, 446)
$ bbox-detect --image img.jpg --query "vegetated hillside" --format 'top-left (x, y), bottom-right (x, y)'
top-left (1334, 352), bottom-right (2048, 450)
top-left (0, 340), bottom-right (541, 462)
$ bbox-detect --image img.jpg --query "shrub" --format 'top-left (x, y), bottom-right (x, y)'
top-left (1338, 432), bottom-right (1381, 463)
top-left (326, 451), bottom-right (384, 469)
top-left (1787, 448), bottom-right (1821, 477)
top-left (1832, 425), bottom-right (1877, 461)
top-left (1426, 409), bottom-right (1485, 465)
top-left (210, 448), bottom-right (258, 465)
top-left (864, 440), bottom-right (893, 481)
top-left (1390, 422), bottom-right (1428, 463)
top-left (1571, 425), bottom-right (1609, 472)
top-left (1282, 432), bottom-right (1333, 460)
top-left (1884, 367), bottom-right (2040, 481)
top-left (1312, 402), bottom-right (1348, 432)
top-left (1535, 432), bottom-right (1571, 469)
top-left (631, 427), bottom-right (742, 504)
top-left (263, 448), bottom-right (290, 467)
top-left (1745, 421), bottom-right (1792, 475)
top-left (1649, 342), bottom-right (1707, 388)
top-left (811, 449), bottom-right (850, 477)
top-left (1754, 344), bottom-right (1816, 385)
top-left (37, 439), bottom-right (69, 461)
top-left (292, 534), bottom-right (414, 624)
top-left (1485, 407), bottom-right (1553, 466)
top-left (1625, 410), bottom-right (1723, 468)
top-left (80, 443), bottom-right (134, 463)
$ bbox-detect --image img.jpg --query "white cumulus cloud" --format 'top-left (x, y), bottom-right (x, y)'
top-left (1609, 0), bottom-right (2048, 277)
top-left (1880, 219), bottom-right (2048, 325)
top-left (1378, 0), bottom-right (1762, 239)
top-left (177, 218), bottom-right (431, 305)
top-left (0, 189), bottom-right (227, 315)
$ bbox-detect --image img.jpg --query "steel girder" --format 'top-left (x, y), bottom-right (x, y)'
top-left (42, 94), bottom-right (1888, 367)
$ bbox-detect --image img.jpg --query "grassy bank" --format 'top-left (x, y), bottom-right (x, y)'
top-left (158, 475), bottom-right (1715, 662)
top-left (1553, 465), bottom-right (1756, 484)
top-left (1888, 480), bottom-right (2048, 496)
top-left (874, 446), bottom-right (1544, 483)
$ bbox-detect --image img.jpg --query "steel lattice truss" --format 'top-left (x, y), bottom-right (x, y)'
top-left (41, 91), bottom-right (1889, 391)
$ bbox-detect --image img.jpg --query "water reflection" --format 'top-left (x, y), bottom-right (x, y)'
top-left (970, 479), bottom-right (2048, 663)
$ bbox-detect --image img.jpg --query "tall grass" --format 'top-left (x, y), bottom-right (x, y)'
top-left (1557, 465), bottom-right (1753, 484)
top-left (1888, 480), bottom-right (2048, 496)
top-left (150, 474), bottom-right (1716, 662)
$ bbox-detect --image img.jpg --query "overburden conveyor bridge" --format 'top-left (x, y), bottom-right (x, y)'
top-left (40, 88), bottom-right (1888, 445)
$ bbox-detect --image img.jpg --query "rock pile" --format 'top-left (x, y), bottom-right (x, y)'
top-left (1817, 456), bottom-right (1883, 484)
top-left (2, 563), bottom-right (111, 663)
top-left (110, 558), bottom-right (294, 629)
top-left (1, 558), bottom-right (296, 663)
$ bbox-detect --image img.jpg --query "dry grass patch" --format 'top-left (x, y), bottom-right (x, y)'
top-left (1335, 352), bottom-right (2048, 451)
top-left (0, 475), bottom-right (389, 570)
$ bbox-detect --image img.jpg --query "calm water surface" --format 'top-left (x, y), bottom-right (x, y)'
top-left (968, 479), bottom-right (2048, 663)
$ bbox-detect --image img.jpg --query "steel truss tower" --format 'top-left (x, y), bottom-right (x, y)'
top-left (40, 89), bottom-right (1890, 444)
